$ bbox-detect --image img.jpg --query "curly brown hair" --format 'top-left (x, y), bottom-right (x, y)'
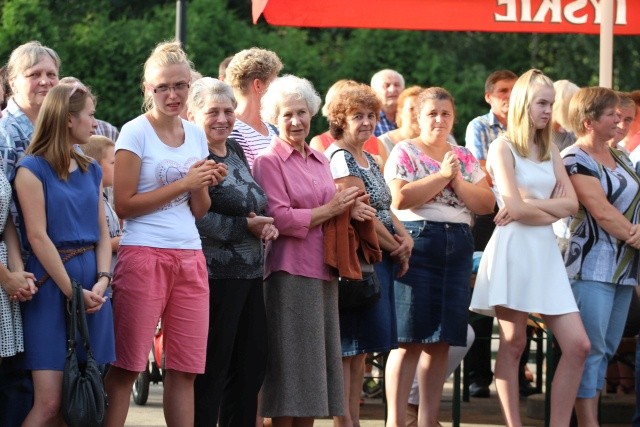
top-left (326, 84), bottom-right (381, 140)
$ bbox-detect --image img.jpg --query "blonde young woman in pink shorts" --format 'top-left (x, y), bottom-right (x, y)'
top-left (103, 41), bottom-right (226, 427)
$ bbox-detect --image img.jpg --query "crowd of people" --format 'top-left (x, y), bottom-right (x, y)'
top-left (0, 38), bottom-right (639, 427)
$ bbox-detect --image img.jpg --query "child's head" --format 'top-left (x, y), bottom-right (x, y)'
top-left (83, 135), bottom-right (115, 188)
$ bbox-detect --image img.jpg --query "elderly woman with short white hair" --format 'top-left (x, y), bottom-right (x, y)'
top-left (253, 75), bottom-right (374, 427)
top-left (186, 77), bottom-right (278, 427)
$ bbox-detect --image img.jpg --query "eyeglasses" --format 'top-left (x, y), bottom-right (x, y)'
top-left (150, 82), bottom-right (190, 94)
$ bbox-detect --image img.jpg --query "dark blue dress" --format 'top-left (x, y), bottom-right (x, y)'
top-left (13, 156), bottom-right (115, 370)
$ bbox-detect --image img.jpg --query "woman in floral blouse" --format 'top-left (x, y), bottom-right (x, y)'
top-left (383, 87), bottom-right (494, 426)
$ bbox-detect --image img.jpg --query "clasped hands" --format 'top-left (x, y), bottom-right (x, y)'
top-left (3, 271), bottom-right (37, 302)
top-left (247, 212), bottom-right (279, 242)
top-left (184, 159), bottom-right (229, 191)
top-left (331, 187), bottom-right (376, 221)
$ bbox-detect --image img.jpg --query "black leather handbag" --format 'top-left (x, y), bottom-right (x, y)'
top-left (61, 279), bottom-right (107, 427)
top-left (338, 258), bottom-right (381, 310)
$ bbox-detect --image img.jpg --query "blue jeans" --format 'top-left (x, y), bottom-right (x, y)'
top-left (571, 279), bottom-right (633, 398)
top-left (340, 253), bottom-right (398, 356)
top-left (395, 220), bottom-right (473, 346)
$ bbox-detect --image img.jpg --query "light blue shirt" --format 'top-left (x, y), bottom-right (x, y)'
top-left (0, 98), bottom-right (34, 179)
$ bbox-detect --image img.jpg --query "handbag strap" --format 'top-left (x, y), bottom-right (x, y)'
top-left (66, 280), bottom-right (79, 351)
top-left (36, 245), bottom-right (95, 288)
top-left (66, 280), bottom-right (94, 355)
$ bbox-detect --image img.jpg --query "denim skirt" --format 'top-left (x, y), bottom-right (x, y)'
top-left (339, 252), bottom-right (398, 356)
top-left (395, 220), bottom-right (473, 346)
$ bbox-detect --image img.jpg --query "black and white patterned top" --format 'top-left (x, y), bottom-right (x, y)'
top-left (325, 144), bottom-right (394, 234)
top-left (0, 166), bottom-right (22, 357)
top-left (563, 145), bottom-right (640, 285)
top-left (196, 139), bottom-right (269, 279)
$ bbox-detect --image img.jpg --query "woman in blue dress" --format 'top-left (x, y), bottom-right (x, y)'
top-left (13, 82), bottom-right (115, 425)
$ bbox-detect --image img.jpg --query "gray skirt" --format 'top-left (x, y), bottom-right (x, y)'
top-left (259, 272), bottom-right (344, 417)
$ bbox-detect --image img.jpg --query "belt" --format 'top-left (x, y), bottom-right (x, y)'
top-left (35, 245), bottom-right (95, 288)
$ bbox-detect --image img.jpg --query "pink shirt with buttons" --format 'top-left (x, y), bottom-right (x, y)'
top-left (253, 136), bottom-right (336, 281)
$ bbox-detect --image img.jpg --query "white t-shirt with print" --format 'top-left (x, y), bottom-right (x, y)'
top-left (115, 115), bottom-right (208, 249)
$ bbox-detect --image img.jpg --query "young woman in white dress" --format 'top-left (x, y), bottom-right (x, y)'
top-left (470, 69), bottom-right (590, 427)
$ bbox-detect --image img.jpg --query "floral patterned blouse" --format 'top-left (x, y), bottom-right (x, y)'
top-left (384, 140), bottom-right (485, 224)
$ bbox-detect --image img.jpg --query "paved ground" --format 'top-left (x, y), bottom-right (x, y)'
top-left (123, 380), bottom-right (634, 426)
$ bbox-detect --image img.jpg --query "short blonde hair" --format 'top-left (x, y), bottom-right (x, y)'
top-left (7, 41), bottom-right (60, 96)
top-left (83, 135), bottom-right (115, 163)
top-left (141, 40), bottom-right (193, 112)
top-left (568, 87), bottom-right (619, 137)
top-left (507, 69), bottom-right (554, 161)
top-left (260, 75), bottom-right (321, 124)
top-left (552, 80), bottom-right (580, 131)
top-left (225, 48), bottom-right (282, 95)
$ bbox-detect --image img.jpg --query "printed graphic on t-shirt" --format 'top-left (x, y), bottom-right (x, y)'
top-left (155, 156), bottom-right (199, 210)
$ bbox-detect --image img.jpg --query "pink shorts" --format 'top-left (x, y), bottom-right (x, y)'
top-left (111, 245), bottom-right (209, 373)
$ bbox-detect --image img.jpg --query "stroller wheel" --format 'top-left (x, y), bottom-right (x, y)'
top-left (132, 362), bottom-right (151, 405)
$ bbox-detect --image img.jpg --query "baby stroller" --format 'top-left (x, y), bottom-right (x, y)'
top-left (132, 320), bottom-right (165, 405)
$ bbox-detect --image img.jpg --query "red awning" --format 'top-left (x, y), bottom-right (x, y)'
top-left (253, 0), bottom-right (639, 35)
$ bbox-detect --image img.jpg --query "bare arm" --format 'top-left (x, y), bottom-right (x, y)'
top-left (391, 150), bottom-right (461, 210)
top-left (15, 168), bottom-right (105, 311)
top-left (389, 173), bottom-right (452, 211)
top-left (522, 144), bottom-right (578, 219)
top-left (92, 183), bottom-right (113, 298)
top-left (488, 139), bottom-right (559, 225)
top-left (0, 217), bottom-right (36, 301)
top-left (114, 150), bottom-right (217, 219)
top-left (450, 173), bottom-right (495, 215)
top-left (569, 173), bottom-right (639, 246)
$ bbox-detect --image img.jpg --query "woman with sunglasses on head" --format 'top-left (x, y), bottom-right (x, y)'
top-left (13, 82), bottom-right (115, 426)
top-left (104, 41), bottom-right (226, 427)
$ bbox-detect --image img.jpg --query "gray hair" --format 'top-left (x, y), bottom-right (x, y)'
top-left (7, 41), bottom-right (61, 95)
top-left (260, 75), bottom-right (321, 123)
top-left (187, 77), bottom-right (237, 113)
top-left (370, 69), bottom-right (405, 92)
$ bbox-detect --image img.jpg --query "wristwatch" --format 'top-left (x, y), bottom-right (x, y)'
top-left (97, 271), bottom-right (113, 285)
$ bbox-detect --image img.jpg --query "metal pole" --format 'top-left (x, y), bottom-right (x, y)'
top-left (176, 0), bottom-right (187, 49)
top-left (599, 0), bottom-right (613, 88)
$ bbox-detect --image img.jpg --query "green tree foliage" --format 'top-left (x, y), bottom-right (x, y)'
top-left (0, 0), bottom-right (638, 141)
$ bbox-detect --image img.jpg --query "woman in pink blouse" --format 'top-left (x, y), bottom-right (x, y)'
top-left (253, 75), bottom-right (374, 427)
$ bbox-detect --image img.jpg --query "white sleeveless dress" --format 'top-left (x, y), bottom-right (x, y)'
top-left (470, 141), bottom-right (578, 317)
